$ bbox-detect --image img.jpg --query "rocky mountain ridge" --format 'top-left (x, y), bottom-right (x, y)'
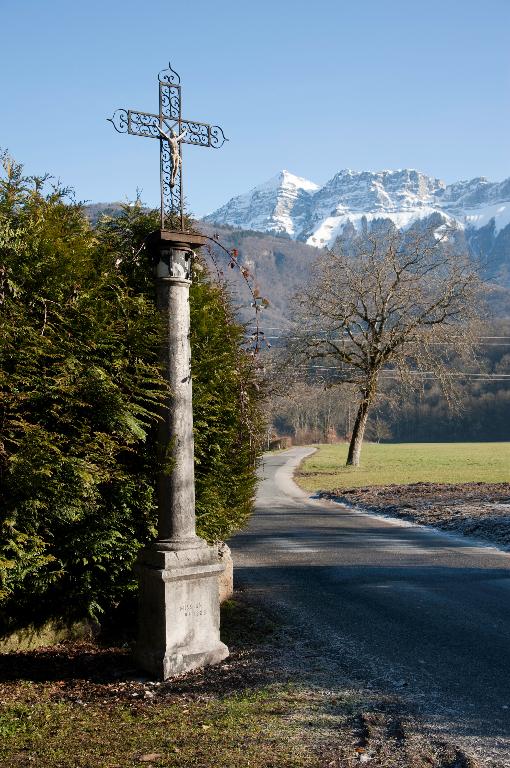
top-left (204, 168), bottom-right (510, 251)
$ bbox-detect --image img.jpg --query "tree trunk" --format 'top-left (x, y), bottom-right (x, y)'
top-left (346, 394), bottom-right (372, 467)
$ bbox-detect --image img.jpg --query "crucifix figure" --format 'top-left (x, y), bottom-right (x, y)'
top-left (157, 122), bottom-right (187, 187)
top-left (108, 63), bottom-right (228, 230)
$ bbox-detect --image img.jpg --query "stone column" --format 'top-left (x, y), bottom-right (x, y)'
top-left (135, 231), bottom-right (229, 679)
top-left (155, 259), bottom-right (201, 548)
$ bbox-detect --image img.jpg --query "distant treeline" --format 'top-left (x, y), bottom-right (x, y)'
top-left (380, 380), bottom-right (510, 443)
top-left (270, 322), bottom-right (510, 444)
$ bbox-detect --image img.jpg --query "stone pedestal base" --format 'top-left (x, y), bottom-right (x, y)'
top-left (135, 545), bottom-right (229, 679)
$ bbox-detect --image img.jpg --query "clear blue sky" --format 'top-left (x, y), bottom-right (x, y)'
top-left (1, 0), bottom-right (509, 217)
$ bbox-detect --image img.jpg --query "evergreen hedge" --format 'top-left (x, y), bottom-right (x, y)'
top-left (0, 154), bottom-right (264, 630)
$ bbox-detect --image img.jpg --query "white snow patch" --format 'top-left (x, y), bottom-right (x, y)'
top-left (280, 169), bottom-right (320, 192)
top-left (306, 208), bottom-right (451, 247)
top-left (459, 202), bottom-right (510, 233)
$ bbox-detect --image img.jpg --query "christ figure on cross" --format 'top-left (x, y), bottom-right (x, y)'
top-left (158, 123), bottom-right (188, 187)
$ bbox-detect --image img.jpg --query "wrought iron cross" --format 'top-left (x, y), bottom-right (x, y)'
top-left (108, 63), bottom-right (228, 231)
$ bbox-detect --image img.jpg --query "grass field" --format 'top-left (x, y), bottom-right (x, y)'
top-left (0, 687), bottom-right (315, 768)
top-left (0, 601), bottom-right (315, 768)
top-left (295, 442), bottom-right (510, 492)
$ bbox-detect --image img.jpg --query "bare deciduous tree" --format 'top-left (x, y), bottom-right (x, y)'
top-left (289, 224), bottom-right (483, 466)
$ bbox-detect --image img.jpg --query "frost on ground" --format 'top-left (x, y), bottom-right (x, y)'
top-left (320, 483), bottom-right (510, 548)
top-left (0, 594), bottom-right (499, 767)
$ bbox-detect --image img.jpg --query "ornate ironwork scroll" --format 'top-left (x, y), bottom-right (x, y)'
top-left (108, 63), bottom-right (228, 231)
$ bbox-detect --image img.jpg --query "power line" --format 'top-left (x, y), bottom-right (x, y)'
top-left (262, 328), bottom-right (510, 338)
top-left (281, 376), bottom-right (510, 385)
top-left (265, 366), bottom-right (510, 381)
top-left (263, 335), bottom-right (510, 345)
top-left (267, 364), bottom-right (510, 379)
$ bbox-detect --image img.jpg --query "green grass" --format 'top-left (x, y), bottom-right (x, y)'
top-left (295, 442), bottom-right (510, 492)
top-left (0, 688), bottom-right (315, 768)
top-left (0, 600), bottom-right (317, 768)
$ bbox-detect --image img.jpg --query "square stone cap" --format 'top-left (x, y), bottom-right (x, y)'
top-left (137, 544), bottom-right (224, 572)
top-left (148, 229), bottom-right (208, 250)
top-left (136, 546), bottom-right (225, 582)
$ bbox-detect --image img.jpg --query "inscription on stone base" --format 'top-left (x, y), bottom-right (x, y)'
top-left (180, 602), bottom-right (205, 618)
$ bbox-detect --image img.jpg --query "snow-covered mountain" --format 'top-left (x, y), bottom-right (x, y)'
top-left (205, 170), bottom-right (319, 238)
top-left (204, 168), bottom-right (510, 250)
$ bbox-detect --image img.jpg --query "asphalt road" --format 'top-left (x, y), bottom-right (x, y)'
top-left (230, 447), bottom-right (510, 764)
